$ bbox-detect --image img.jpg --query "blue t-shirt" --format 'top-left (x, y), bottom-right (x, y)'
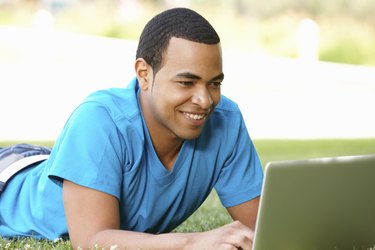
top-left (0, 78), bottom-right (263, 239)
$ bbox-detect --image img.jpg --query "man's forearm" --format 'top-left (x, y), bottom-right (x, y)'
top-left (74, 221), bottom-right (254, 250)
top-left (81, 229), bottom-right (192, 250)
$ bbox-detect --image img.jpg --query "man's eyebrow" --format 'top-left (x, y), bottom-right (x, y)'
top-left (175, 72), bottom-right (201, 80)
top-left (210, 73), bottom-right (225, 82)
top-left (175, 72), bottom-right (225, 81)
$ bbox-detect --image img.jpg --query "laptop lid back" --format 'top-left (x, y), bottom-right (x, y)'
top-left (253, 154), bottom-right (375, 250)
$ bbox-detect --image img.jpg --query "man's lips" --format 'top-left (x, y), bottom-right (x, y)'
top-left (181, 110), bottom-right (212, 126)
top-left (182, 112), bottom-right (207, 121)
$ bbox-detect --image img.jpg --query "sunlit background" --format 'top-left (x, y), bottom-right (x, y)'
top-left (1, 0), bottom-right (374, 141)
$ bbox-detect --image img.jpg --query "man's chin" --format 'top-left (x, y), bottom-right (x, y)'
top-left (176, 129), bottom-right (204, 141)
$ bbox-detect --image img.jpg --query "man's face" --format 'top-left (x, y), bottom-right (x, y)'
top-left (140, 37), bottom-right (224, 141)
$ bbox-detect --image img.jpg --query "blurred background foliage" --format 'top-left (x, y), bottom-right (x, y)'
top-left (0, 0), bottom-right (374, 66)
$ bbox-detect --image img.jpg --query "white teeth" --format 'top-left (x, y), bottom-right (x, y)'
top-left (184, 112), bottom-right (206, 120)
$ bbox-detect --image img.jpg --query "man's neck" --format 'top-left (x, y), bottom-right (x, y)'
top-left (138, 92), bottom-right (184, 171)
top-left (151, 135), bottom-right (183, 171)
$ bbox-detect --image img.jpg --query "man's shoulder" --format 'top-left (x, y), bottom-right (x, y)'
top-left (82, 78), bottom-right (140, 120)
top-left (214, 95), bottom-right (242, 115)
top-left (205, 95), bottom-right (244, 135)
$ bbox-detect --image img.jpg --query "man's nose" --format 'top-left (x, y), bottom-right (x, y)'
top-left (191, 87), bottom-right (213, 109)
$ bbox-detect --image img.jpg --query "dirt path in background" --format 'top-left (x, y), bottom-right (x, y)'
top-left (1, 26), bottom-right (374, 140)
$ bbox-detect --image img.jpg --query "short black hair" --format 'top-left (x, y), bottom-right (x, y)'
top-left (136, 8), bottom-right (220, 74)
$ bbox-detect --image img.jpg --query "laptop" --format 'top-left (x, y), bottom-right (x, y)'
top-left (253, 154), bottom-right (375, 250)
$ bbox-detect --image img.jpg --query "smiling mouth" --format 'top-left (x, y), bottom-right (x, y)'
top-left (182, 112), bottom-right (208, 121)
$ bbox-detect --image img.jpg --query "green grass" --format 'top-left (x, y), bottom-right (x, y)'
top-left (0, 237), bottom-right (71, 250)
top-left (1, 139), bottom-right (375, 249)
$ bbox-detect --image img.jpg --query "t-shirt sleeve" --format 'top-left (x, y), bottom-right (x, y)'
top-left (214, 118), bottom-right (264, 208)
top-left (47, 102), bottom-right (125, 199)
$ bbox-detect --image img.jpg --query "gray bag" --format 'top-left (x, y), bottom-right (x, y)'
top-left (0, 144), bottom-right (51, 194)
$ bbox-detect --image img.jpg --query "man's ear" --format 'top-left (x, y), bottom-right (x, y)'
top-left (135, 58), bottom-right (153, 91)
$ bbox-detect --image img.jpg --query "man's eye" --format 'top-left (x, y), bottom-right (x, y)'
top-left (210, 82), bottom-right (222, 88)
top-left (178, 81), bottom-right (193, 86)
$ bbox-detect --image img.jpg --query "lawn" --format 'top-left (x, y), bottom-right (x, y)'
top-left (1, 138), bottom-right (375, 249)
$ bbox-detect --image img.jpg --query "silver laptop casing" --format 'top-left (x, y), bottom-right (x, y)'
top-left (253, 154), bottom-right (375, 250)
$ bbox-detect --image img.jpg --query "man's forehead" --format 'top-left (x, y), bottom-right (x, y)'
top-left (163, 37), bottom-right (222, 59)
top-left (157, 37), bottom-right (223, 75)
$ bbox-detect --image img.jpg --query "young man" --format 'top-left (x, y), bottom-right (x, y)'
top-left (0, 8), bottom-right (263, 249)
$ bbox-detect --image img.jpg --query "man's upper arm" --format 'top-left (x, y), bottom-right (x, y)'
top-left (226, 196), bottom-right (260, 230)
top-left (62, 179), bottom-right (120, 249)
